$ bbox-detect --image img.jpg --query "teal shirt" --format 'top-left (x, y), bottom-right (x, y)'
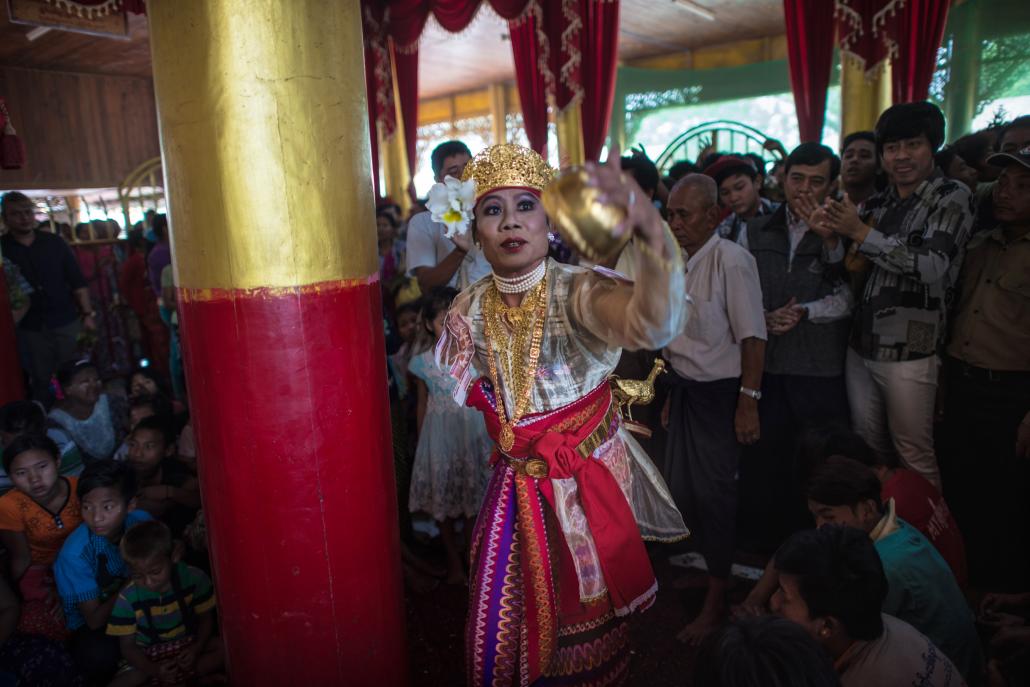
top-left (874, 518), bottom-right (982, 680)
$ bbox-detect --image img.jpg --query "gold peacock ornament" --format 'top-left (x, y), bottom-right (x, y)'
top-left (610, 358), bottom-right (666, 438)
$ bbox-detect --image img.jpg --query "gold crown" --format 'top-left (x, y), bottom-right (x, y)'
top-left (460, 144), bottom-right (555, 201)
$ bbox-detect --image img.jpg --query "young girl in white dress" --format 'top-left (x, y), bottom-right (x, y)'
top-left (408, 288), bottom-right (493, 584)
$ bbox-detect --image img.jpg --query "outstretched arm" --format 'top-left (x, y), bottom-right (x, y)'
top-left (571, 146), bottom-right (688, 351)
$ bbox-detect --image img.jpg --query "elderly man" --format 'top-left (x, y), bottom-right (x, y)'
top-left (1, 191), bottom-right (94, 402)
top-left (738, 143), bottom-right (853, 548)
top-left (942, 144), bottom-right (1030, 587)
top-left (659, 174), bottom-right (767, 644)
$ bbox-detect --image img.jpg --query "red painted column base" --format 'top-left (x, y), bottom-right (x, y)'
top-left (178, 278), bottom-right (407, 685)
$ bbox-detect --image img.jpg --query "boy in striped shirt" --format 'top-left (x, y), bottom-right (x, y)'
top-left (107, 520), bottom-right (223, 685)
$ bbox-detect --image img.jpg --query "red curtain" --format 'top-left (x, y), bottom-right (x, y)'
top-left (384, 0), bottom-right (535, 176)
top-left (887, 0), bottom-right (950, 103)
top-left (784, 0), bottom-right (835, 143)
top-left (579, 0), bottom-right (619, 161)
top-left (393, 46), bottom-right (421, 177)
top-left (509, 7), bottom-right (549, 156)
top-left (371, 0), bottom-right (621, 172)
top-left (836, 0), bottom-right (893, 76)
top-left (387, 0), bottom-right (534, 50)
top-left (362, 0), bottom-right (396, 198)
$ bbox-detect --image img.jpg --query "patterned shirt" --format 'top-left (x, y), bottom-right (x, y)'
top-left (107, 562), bottom-right (216, 646)
top-left (0, 477), bottom-right (81, 566)
top-left (54, 510), bottom-right (153, 630)
top-left (851, 172), bottom-right (973, 362)
top-left (715, 197), bottom-right (779, 243)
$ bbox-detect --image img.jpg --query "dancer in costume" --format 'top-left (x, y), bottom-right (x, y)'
top-left (431, 144), bottom-right (690, 686)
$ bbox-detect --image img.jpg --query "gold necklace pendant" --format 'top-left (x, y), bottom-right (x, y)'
top-left (499, 424), bottom-right (515, 452)
top-left (482, 273), bottom-right (549, 456)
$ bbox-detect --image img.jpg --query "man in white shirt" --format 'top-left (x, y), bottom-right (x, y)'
top-left (406, 141), bottom-right (492, 291)
top-left (659, 174), bottom-right (767, 645)
top-left (738, 143), bottom-right (854, 550)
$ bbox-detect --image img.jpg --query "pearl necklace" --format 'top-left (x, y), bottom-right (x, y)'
top-left (492, 260), bottom-right (546, 294)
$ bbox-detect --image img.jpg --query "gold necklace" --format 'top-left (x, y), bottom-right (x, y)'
top-left (482, 275), bottom-right (548, 452)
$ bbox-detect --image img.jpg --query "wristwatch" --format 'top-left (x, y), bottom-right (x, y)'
top-left (739, 386), bottom-right (762, 400)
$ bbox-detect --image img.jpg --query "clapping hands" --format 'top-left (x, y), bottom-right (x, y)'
top-left (765, 297), bottom-right (805, 335)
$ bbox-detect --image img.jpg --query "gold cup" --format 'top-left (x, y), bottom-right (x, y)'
top-left (542, 166), bottom-right (632, 264)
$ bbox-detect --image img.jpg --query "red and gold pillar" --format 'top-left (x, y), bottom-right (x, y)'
top-left (148, 1), bottom-right (407, 684)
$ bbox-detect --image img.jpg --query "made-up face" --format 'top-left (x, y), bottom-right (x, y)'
top-left (718, 173), bottom-right (761, 217)
top-left (8, 449), bottom-right (61, 504)
top-left (474, 189), bottom-right (549, 279)
top-left (841, 139), bottom-right (877, 188)
top-left (881, 134), bottom-right (935, 191)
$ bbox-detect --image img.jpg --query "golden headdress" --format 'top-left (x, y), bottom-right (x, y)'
top-left (460, 144), bottom-right (555, 202)
top-left (425, 143), bottom-right (554, 238)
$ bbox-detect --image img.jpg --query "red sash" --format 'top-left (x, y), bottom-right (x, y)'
top-left (467, 379), bottom-right (656, 616)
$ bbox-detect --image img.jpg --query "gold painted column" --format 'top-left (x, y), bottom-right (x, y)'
top-left (841, 58), bottom-right (893, 137)
top-left (489, 82), bottom-right (508, 145)
top-left (148, 1), bottom-right (408, 684)
top-left (556, 103), bottom-right (585, 168)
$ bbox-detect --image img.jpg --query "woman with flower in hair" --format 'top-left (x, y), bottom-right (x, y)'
top-left (431, 144), bottom-right (689, 686)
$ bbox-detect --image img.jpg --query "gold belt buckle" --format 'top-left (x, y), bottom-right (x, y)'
top-left (524, 459), bottom-right (549, 479)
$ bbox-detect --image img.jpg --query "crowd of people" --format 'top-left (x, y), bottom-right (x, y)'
top-left (379, 101), bottom-right (1029, 687)
top-left (0, 97), bottom-right (1028, 686)
top-left (0, 195), bottom-right (217, 683)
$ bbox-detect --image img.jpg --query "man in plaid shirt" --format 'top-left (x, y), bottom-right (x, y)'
top-left (819, 102), bottom-right (973, 490)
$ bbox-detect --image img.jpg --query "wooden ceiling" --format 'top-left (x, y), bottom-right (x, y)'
top-left (0, 0), bottom-right (785, 96)
top-left (0, 10), bottom-right (151, 77)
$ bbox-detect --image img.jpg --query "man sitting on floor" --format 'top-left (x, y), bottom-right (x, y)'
top-left (805, 456), bottom-right (982, 681)
top-left (773, 525), bottom-right (965, 687)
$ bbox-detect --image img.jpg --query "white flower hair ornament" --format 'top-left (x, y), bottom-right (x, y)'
top-left (427, 175), bottom-right (476, 238)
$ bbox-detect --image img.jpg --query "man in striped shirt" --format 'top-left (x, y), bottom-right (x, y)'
top-left (820, 101), bottom-right (973, 491)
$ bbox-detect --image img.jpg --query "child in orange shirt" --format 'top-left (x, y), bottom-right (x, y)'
top-left (0, 433), bottom-right (83, 639)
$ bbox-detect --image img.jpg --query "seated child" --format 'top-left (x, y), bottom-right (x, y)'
top-left (797, 428), bottom-right (967, 587)
top-left (108, 520), bottom-right (223, 686)
top-left (0, 401), bottom-right (47, 494)
top-left (0, 434), bottom-right (82, 640)
top-left (47, 360), bottom-right (127, 472)
top-left (127, 395), bottom-right (174, 432)
top-left (805, 458), bottom-right (981, 682)
top-left (126, 416), bottom-right (199, 537)
top-left (0, 573), bottom-right (80, 687)
top-left (114, 394), bottom-right (176, 463)
top-left (55, 460), bottom-right (152, 683)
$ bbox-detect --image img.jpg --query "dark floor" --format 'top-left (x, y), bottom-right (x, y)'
top-left (404, 543), bottom-right (758, 686)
